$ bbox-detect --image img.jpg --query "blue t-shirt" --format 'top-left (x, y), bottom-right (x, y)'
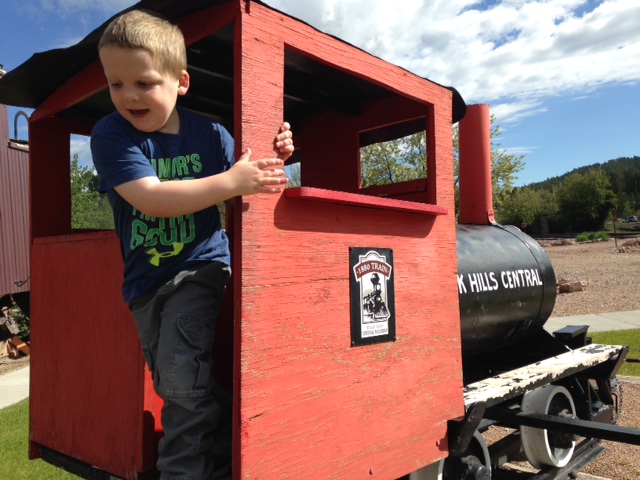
top-left (91, 108), bottom-right (234, 302)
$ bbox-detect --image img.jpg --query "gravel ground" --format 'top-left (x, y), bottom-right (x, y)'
top-left (581, 379), bottom-right (640, 480)
top-left (542, 237), bottom-right (640, 317)
top-left (541, 238), bottom-right (640, 480)
top-left (0, 353), bottom-right (29, 375)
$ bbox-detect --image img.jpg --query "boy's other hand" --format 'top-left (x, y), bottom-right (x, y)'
top-left (233, 148), bottom-right (289, 195)
top-left (274, 122), bottom-right (294, 162)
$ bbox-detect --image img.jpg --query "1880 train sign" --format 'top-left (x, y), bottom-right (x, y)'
top-left (350, 247), bottom-right (396, 346)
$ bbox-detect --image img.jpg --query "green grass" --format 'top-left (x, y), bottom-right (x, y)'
top-left (0, 399), bottom-right (77, 479)
top-left (590, 329), bottom-right (640, 377)
top-left (603, 223), bottom-right (640, 236)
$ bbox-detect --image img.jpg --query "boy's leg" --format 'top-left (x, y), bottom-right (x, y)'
top-left (130, 262), bottom-right (232, 480)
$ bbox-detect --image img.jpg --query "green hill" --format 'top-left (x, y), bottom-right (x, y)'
top-left (526, 156), bottom-right (640, 216)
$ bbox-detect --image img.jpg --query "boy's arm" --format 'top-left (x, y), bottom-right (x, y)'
top-left (115, 149), bottom-right (287, 218)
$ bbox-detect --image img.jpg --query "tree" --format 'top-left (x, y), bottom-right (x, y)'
top-left (496, 187), bottom-right (558, 233)
top-left (554, 169), bottom-right (617, 232)
top-left (286, 162), bottom-right (301, 188)
top-left (358, 116), bottom-right (524, 214)
top-left (71, 154), bottom-right (115, 230)
top-left (360, 131), bottom-right (426, 188)
top-left (496, 187), bottom-right (544, 226)
top-left (453, 115), bottom-right (525, 211)
top-left (489, 121), bottom-right (526, 211)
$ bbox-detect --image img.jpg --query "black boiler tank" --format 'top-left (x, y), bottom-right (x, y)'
top-left (456, 224), bottom-right (556, 358)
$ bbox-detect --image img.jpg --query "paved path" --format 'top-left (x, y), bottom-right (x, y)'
top-left (545, 310), bottom-right (640, 333)
top-left (0, 365), bottom-right (30, 410)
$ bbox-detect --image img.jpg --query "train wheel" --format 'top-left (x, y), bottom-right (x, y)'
top-left (520, 385), bottom-right (577, 468)
top-left (441, 430), bottom-right (491, 480)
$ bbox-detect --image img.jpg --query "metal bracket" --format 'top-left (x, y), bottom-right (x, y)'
top-left (448, 402), bottom-right (487, 457)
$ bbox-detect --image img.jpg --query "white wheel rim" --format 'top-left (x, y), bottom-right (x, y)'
top-left (520, 385), bottom-right (577, 468)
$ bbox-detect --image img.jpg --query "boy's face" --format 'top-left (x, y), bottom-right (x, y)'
top-left (99, 46), bottom-right (189, 134)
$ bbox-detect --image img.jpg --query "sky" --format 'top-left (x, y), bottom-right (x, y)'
top-left (1, 0), bottom-right (639, 186)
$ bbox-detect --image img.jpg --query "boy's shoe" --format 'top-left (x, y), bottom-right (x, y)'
top-left (211, 455), bottom-right (232, 479)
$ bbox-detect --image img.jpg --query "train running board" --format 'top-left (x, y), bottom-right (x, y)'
top-left (463, 343), bottom-right (628, 408)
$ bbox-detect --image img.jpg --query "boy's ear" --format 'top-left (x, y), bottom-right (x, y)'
top-left (178, 70), bottom-right (190, 95)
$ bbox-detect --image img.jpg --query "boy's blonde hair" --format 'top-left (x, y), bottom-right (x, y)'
top-left (99, 10), bottom-right (187, 78)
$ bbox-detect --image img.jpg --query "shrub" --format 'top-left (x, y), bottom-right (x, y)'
top-left (576, 231), bottom-right (609, 243)
top-left (8, 306), bottom-right (30, 341)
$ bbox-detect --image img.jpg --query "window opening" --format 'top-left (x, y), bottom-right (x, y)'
top-left (70, 134), bottom-right (114, 230)
top-left (360, 123), bottom-right (427, 189)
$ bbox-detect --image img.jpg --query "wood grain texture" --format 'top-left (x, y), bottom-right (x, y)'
top-left (235, 4), bottom-right (463, 478)
top-left (239, 196), bottom-right (461, 478)
top-left (29, 233), bottom-right (152, 479)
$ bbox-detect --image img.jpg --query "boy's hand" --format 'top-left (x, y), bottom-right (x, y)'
top-left (231, 148), bottom-right (289, 195)
top-left (274, 122), bottom-right (294, 162)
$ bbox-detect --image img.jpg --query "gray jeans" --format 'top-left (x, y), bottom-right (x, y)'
top-left (129, 262), bottom-right (232, 480)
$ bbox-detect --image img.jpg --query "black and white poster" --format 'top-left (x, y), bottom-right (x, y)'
top-left (350, 247), bottom-right (396, 346)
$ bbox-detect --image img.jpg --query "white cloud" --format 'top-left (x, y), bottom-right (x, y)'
top-left (70, 134), bottom-right (93, 168)
top-left (264, 0), bottom-right (640, 126)
top-left (11, 0), bottom-right (639, 134)
top-left (491, 100), bottom-right (548, 125)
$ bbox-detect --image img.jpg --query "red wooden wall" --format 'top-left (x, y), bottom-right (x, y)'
top-left (233, 4), bottom-right (463, 479)
top-left (30, 233), bottom-right (160, 476)
top-left (26, 1), bottom-right (465, 479)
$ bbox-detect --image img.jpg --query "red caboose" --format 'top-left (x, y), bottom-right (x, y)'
top-left (0, 69), bottom-right (30, 313)
top-left (0, 1), bottom-right (467, 478)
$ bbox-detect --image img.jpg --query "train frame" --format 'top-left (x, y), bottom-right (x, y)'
top-left (0, 1), bottom-right (637, 479)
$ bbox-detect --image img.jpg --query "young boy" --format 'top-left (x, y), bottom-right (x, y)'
top-left (90, 10), bottom-right (293, 480)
